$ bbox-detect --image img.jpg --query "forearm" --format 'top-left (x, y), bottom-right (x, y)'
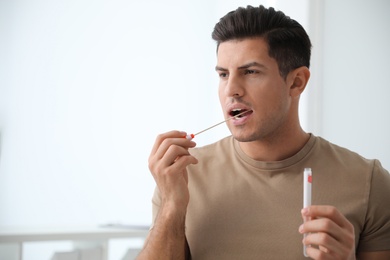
top-left (139, 130), bottom-right (196, 259)
top-left (137, 204), bottom-right (187, 260)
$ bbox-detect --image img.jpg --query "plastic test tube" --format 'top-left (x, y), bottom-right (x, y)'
top-left (303, 167), bottom-right (312, 257)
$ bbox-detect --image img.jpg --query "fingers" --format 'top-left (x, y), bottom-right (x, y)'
top-left (150, 131), bottom-right (195, 158)
top-left (148, 130), bottom-right (198, 209)
top-left (302, 206), bottom-right (354, 231)
top-left (301, 217), bottom-right (343, 242)
top-left (299, 206), bottom-right (355, 259)
top-left (304, 245), bottom-right (336, 260)
top-left (303, 228), bottom-right (343, 258)
top-left (149, 130), bottom-right (198, 170)
top-left (150, 130), bottom-right (187, 156)
top-left (303, 234), bottom-right (354, 259)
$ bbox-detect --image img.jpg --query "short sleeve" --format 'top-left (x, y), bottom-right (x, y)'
top-left (357, 160), bottom-right (390, 252)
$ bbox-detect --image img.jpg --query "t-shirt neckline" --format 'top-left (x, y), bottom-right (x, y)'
top-left (233, 134), bottom-right (317, 170)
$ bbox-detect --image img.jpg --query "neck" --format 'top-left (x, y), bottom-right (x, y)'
top-left (238, 126), bottom-right (310, 162)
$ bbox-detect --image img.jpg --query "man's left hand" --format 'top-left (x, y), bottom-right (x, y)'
top-left (299, 205), bottom-right (355, 260)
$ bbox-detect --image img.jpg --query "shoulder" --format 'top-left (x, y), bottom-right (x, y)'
top-left (312, 135), bottom-right (390, 212)
top-left (315, 136), bottom-right (366, 159)
top-left (313, 136), bottom-right (378, 171)
top-left (308, 136), bottom-right (389, 202)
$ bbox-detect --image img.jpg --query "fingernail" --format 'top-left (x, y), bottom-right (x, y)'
top-left (301, 207), bottom-right (309, 215)
top-left (299, 224), bottom-right (304, 233)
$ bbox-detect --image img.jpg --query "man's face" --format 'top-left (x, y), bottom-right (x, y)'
top-left (216, 37), bottom-right (293, 142)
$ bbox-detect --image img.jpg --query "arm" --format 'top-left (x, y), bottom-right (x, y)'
top-left (137, 131), bottom-right (197, 260)
top-left (137, 204), bottom-right (188, 259)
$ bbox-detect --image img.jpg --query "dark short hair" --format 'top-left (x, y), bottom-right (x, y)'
top-left (212, 5), bottom-right (312, 78)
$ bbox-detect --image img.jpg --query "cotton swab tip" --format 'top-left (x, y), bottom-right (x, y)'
top-left (185, 134), bottom-right (195, 140)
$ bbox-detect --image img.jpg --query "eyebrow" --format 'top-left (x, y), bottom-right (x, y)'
top-left (215, 61), bottom-right (267, 71)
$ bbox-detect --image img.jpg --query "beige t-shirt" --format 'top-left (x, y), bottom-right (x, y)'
top-left (151, 134), bottom-right (390, 259)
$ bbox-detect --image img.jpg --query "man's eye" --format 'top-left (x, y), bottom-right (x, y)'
top-left (245, 70), bottom-right (257, 75)
top-left (219, 72), bottom-right (228, 78)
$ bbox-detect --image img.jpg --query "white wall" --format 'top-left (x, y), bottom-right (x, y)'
top-left (0, 0), bottom-right (216, 228)
top-left (318, 0), bottom-right (390, 170)
top-left (0, 0), bottom-right (309, 230)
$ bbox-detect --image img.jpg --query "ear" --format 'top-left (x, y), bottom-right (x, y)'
top-left (287, 66), bottom-right (310, 97)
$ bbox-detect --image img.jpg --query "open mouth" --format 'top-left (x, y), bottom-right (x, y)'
top-left (229, 108), bottom-right (253, 118)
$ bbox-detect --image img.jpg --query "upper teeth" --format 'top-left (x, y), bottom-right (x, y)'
top-left (231, 109), bottom-right (246, 118)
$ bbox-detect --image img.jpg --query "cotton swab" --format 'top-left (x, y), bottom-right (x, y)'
top-left (185, 110), bottom-right (252, 140)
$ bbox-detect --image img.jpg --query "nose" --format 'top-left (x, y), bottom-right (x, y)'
top-left (224, 74), bottom-right (244, 98)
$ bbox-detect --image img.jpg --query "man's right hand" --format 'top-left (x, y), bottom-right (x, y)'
top-left (148, 130), bottom-right (198, 212)
top-left (137, 131), bottom-right (197, 260)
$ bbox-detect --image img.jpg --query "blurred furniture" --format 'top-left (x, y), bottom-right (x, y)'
top-left (0, 225), bottom-right (149, 260)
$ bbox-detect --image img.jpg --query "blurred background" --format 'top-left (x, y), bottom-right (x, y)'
top-left (0, 0), bottom-right (389, 259)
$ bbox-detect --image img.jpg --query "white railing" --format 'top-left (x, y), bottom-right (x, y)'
top-left (0, 225), bottom-right (149, 260)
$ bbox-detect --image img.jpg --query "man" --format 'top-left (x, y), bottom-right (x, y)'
top-left (137, 5), bottom-right (390, 260)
